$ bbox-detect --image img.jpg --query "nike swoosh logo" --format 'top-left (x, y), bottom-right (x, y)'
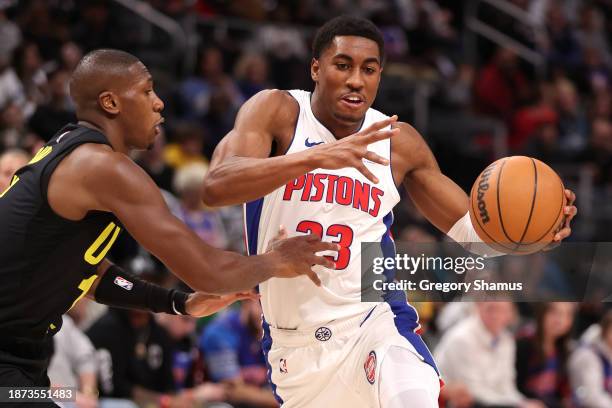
top-left (305, 138), bottom-right (324, 147)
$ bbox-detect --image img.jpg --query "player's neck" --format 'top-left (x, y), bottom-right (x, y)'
top-left (77, 119), bottom-right (129, 154)
top-left (310, 90), bottom-right (362, 139)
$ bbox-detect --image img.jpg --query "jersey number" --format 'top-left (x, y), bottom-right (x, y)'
top-left (296, 221), bottom-right (354, 269)
top-left (84, 222), bottom-right (121, 265)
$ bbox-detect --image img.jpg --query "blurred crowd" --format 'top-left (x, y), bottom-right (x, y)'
top-left (1, 0), bottom-right (612, 407)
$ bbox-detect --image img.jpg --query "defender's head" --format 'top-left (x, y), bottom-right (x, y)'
top-left (69, 49), bottom-right (164, 150)
top-left (311, 16), bottom-right (384, 125)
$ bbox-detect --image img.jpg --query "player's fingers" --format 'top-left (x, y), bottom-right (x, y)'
top-left (364, 128), bottom-right (399, 144)
top-left (357, 163), bottom-right (379, 184)
top-left (563, 205), bottom-right (577, 225)
top-left (554, 227), bottom-right (571, 242)
top-left (358, 115), bottom-right (398, 136)
top-left (564, 189), bottom-right (576, 205)
top-left (364, 151), bottom-right (389, 166)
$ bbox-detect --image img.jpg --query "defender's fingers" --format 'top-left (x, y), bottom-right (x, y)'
top-left (310, 254), bottom-right (335, 269)
top-left (364, 151), bottom-right (389, 165)
top-left (311, 241), bottom-right (341, 253)
top-left (304, 268), bottom-right (322, 286)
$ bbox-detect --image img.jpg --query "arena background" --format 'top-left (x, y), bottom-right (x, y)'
top-left (0, 1), bottom-right (611, 407)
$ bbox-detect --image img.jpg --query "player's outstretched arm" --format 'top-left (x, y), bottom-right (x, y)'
top-left (395, 122), bottom-right (577, 243)
top-left (47, 144), bottom-right (336, 294)
top-left (202, 89), bottom-right (397, 206)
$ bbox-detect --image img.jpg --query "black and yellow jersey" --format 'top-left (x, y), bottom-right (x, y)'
top-left (0, 123), bottom-right (122, 366)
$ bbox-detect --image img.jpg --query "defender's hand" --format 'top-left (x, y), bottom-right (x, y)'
top-left (185, 291), bottom-right (259, 317)
top-left (266, 226), bottom-right (338, 286)
top-left (309, 115), bottom-right (399, 183)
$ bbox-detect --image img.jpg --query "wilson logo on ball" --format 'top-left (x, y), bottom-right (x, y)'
top-left (476, 163), bottom-right (495, 224)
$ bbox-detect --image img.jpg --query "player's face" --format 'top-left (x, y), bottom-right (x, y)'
top-left (312, 36), bottom-right (382, 125)
top-left (119, 63), bottom-right (165, 150)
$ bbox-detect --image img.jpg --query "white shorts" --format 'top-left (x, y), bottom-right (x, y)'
top-left (261, 302), bottom-right (441, 407)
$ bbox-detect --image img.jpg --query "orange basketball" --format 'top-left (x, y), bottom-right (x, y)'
top-left (469, 156), bottom-right (566, 254)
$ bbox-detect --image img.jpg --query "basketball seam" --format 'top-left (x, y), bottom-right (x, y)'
top-left (470, 160), bottom-right (516, 251)
top-left (515, 158), bottom-right (538, 250)
top-left (523, 177), bottom-right (565, 245)
top-left (497, 160), bottom-right (519, 245)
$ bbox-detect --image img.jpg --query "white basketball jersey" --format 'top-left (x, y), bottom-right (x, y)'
top-left (244, 90), bottom-right (401, 330)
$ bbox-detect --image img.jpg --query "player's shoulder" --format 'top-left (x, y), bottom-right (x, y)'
top-left (243, 89), bottom-right (299, 122)
top-left (67, 143), bottom-right (136, 174)
top-left (391, 121), bottom-right (428, 153)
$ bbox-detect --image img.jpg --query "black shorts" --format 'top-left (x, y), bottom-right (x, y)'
top-left (0, 364), bottom-right (59, 407)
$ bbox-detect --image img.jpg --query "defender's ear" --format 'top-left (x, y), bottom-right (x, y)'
top-left (99, 91), bottom-right (120, 115)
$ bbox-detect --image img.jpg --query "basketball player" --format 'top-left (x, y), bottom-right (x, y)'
top-left (202, 16), bottom-right (577, 408)
top-left (0, 49), bottom-right (338, 403)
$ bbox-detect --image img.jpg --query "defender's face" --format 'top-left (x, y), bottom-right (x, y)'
top-left (120, 63), bottom-right (165, 149)
top-left (312, 36), bottom-right (382, 125)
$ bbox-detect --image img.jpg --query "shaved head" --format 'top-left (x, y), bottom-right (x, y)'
top-left (69, 49), bottom-right (143, 115)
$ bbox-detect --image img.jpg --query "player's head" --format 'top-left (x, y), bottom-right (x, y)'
top-left (69, 49), bottom-right (164, 150)
top-left (311, 16), bottom-right (384, 125)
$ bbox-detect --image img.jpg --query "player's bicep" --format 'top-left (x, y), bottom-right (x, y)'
top-left (91, 158), bottom-right (196, 261)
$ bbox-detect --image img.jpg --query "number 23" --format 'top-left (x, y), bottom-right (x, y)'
top-left (296, 221), bottom-right (354, 269)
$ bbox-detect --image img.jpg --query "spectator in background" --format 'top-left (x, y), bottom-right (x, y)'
top-left (200, 300), bottom-right (278, 408)
top-left (0, 1), bottom-right (21, 61)
top-left (87, 308), bottom-right (193, 408)
top-left (60, 41), bottom-right (83, 73)
top-left (0, 101), bottom-right (33, 150)
top-left (12, 41), bottom-right (47, 118)
top-left (172, 162), bottom-right (229, 249)
top-left (569, 310), bottom-right (612, 408)
top-left (436, 302), bottom-right (544, 408)
top-left (135, 129), bottom-right (175, 194)
top-left (155, 312), bottom-right (227, 403)
top-left (475, 47), bottom-right (529, 122)
top-left (47, 313), bottom-right (99, 408)
top-left (0, 147), bottom-right (28, 190)
top-left (0, 49), bottom-right (25, 112)
top-left (234, 53), bottom-right (270, 99)
top-left (163, 122), bottom-right (207, 169)
top-left (28, 68), bottom-right (76, 142)
top-left (177, 46), bottom-right (243, 124)
top-left (582, 118), bottom-right (612, 186)
top-left (516, 302), bottom-right (576, 408)
top-left (554, 78), bottom-right (589, 155)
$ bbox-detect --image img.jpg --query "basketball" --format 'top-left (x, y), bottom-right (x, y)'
top-left (469, 156), bottom-right (566, 254)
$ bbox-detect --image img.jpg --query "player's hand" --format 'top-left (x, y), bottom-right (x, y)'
top-left (192, 382), bottom-right (226, 402)
top-left (266, 225), bottom-right (338, 286)
top-left (308, 115), bottom-right (399, 183)
top-left (185, 290), bottom-right (259, 317)
top-left (553, 188), bottom-right (577, 242)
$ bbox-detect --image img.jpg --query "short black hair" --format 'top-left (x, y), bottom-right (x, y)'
top-left (312, 16), bottom-right (385, 62)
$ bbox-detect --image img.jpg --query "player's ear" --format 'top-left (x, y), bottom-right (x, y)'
top-left (311, 58), bottom-right (320, 82)
top-left (99, 91), bottom-right (120, 115)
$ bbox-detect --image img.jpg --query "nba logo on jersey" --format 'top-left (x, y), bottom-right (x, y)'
top-left (364, 351), bottom-right (377, 384)
top-left (280, 358), bottom-right (288, 374)
top-left (113, 276), bottom-right (133, 291)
